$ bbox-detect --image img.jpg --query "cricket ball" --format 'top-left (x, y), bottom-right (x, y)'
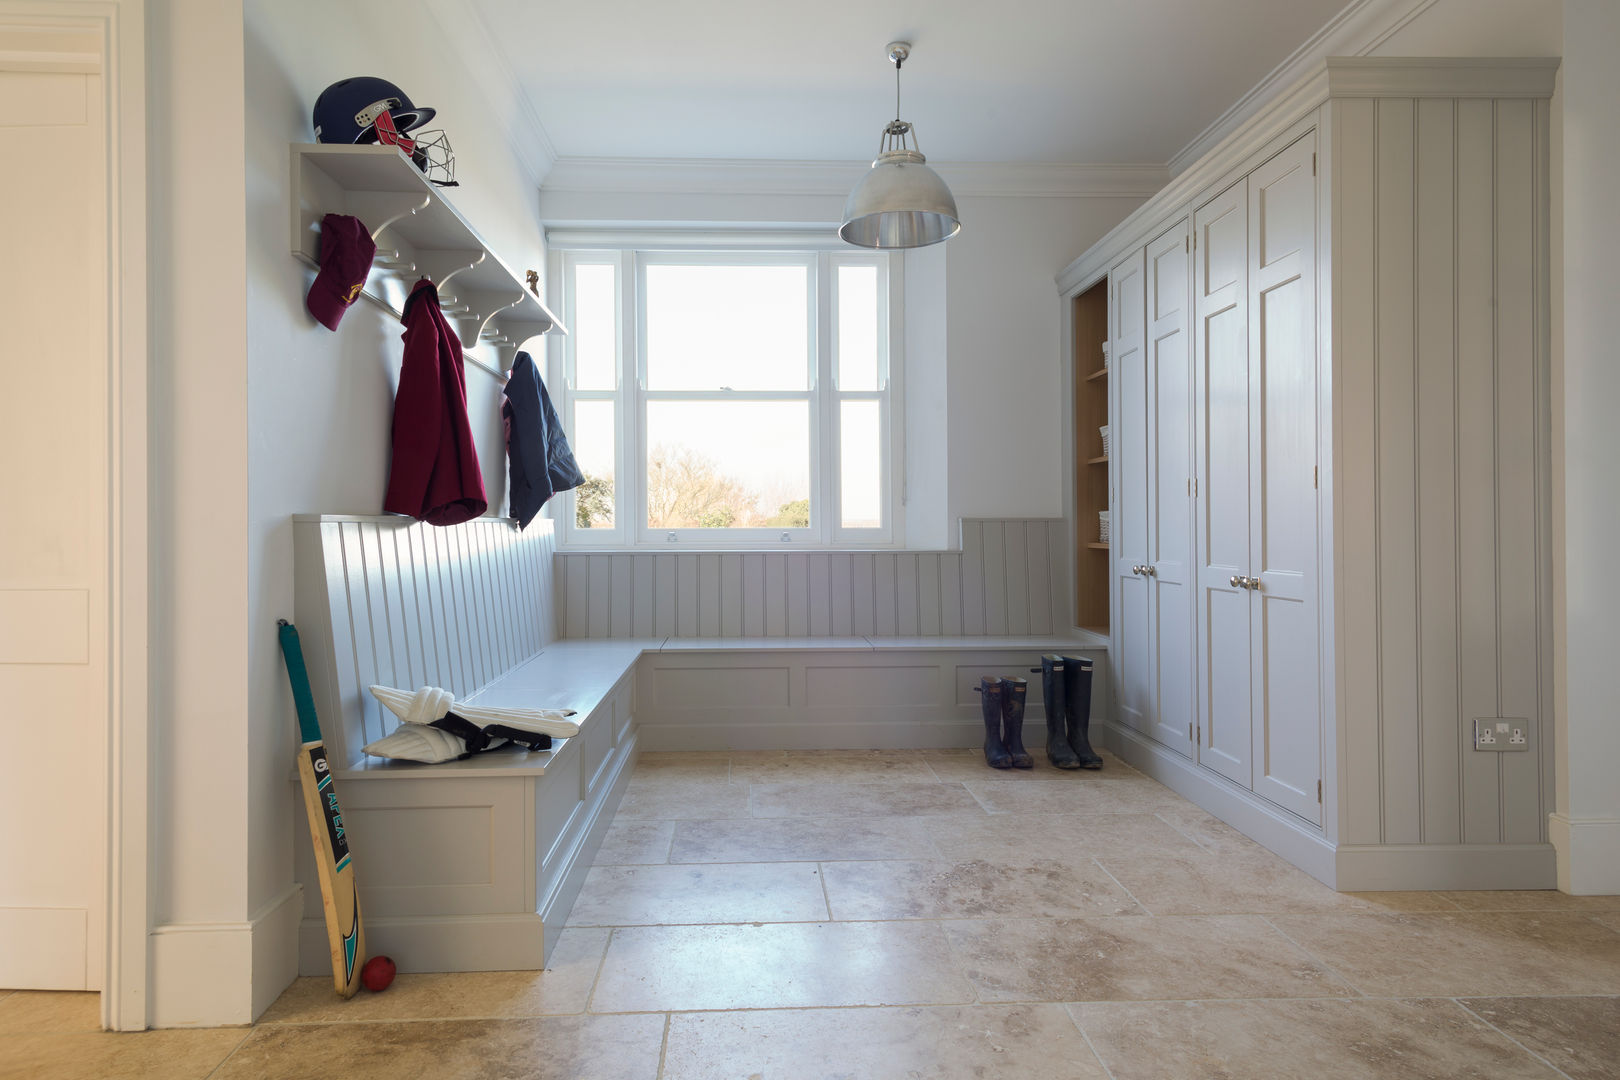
top-left (361, 955), bottom-right (396, 992)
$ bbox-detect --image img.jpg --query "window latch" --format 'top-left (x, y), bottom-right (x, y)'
top-left (780, 532), bottom-right (792, 543)
top-left (666, 531), bottom-right (677, 543)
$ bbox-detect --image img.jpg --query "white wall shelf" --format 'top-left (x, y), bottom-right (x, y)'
top-left (290, 143), bottom-right (565, 376)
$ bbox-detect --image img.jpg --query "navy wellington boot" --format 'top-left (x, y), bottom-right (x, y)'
top-left (1000, 676), bottom-right (1034, 768)
top-left (1031, 654), bottom-right (1082, 769)
top-left (1058, 655), bottom-right (1104, 769)
top-left (974, 676), bottom-right (1013, 769)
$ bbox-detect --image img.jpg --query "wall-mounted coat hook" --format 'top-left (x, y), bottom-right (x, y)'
top-left (374, 248), bottom-right (416, 274)
top-left (450, 288), bottom-right (525, 350)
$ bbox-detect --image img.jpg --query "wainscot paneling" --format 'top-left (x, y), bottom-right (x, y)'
top-left (1333, 94), bottom-right (1552, 850)
top-left (555, 519), bottom-right (1071, 641)
top-left (293, 514), bottom-right (556, 767)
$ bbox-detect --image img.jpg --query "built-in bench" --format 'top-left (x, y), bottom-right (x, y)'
top-left (291, 514), bottom-right (1107, 976)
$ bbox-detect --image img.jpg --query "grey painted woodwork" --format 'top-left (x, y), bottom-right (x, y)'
top-left (555, 519), bottom-right (1071, 642)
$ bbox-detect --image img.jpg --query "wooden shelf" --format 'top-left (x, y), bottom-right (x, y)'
top-left (1087, 455), bottom-right (1109, 465)
top-left (1085, 366), bottom-right (1109, 382)
top-left (291, 143), bottom-right (565, 376)
top-left (1087, 542), bottom-right (1110, 550)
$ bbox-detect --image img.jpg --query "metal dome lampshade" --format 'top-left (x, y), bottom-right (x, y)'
top-left (839, 42), bottom-right (960, 249)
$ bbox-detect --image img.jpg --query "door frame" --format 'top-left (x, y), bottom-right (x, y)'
top-left (0, 0), bottom-right (149, 1032)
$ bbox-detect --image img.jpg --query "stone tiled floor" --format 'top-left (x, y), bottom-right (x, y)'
top-left (6, 748), bottom-right (1620, 1079)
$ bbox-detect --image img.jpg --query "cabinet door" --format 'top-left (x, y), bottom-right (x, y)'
top-left (1193, 179), bottom-right (1252, 786)
top-left (1247, 133), bottom-right (1321, 823)
top-left (1146, 220), bottom-right (1196, 758)
top-left (1109, 248), bottom-right (1150, 735)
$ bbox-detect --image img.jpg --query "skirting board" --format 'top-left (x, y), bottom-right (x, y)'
top-left (1549, 813), bottom-right (1620, 895)
top-left (1101, 721), bottom-right (1338, 886)
top-left (1335, 843), bottom-right (1556, 891)
top-left (151, 884), bottom-right (303, 1028)
top-left (1104, 721), bottom-right (1561, 892)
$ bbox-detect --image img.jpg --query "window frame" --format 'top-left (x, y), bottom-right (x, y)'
top-left (551, 239), bottom-right (904, 550)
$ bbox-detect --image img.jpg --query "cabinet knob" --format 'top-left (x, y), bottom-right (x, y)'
top-left (1131, 565), bottom-right (1142, 575)
top-left (1141, 564), bottom-right (1157, 577)
top-left (1243, 576), bottom-right (1261, 590)
top-left (1229, 575), bottom-right (1243, 588)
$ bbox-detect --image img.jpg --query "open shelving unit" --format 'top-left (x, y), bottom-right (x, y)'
top-left (290, 143), bottom-right (566, 380)
top-left (1072, 280), bottom-right (1110, 633)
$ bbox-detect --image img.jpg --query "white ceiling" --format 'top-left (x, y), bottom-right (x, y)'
top-left (469, 0), bottom-right (1352, 164)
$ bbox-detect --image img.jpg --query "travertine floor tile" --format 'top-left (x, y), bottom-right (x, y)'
top-left (750, 780), bottom-right (986, 818)
top-left (257, 928), bottom-right (608, 1022)
top-left (0, 1028), bottom-right (247, 1080)
top-left (1439, 889), bottom-right (1620, 911)
top-left (613, 779), bottom-right (752, 819)
top-left (1069, 998), bottom-right (1563, 1080)
top-left (1154, 805), bottom-right (1276, 857)
top-left (629, 751), bottom-right (732, 781)
top-left (213, 1013), bottom-right (664, 1080)
top-left (921, 747), bottom-right (1141, 781)
top-left (822, 858), bottom-right (1142, 920)
top-left (670, 816), bottom-right (936, 863)
top-left (661, 1004), bottom-right (1109, 1079)
top-left (569, 863), bottom-right (829, 926)
top-left (591, 921), bottom-right (974, 1012)
top-left (1268, 911), bottom-right (1620, 996)
top-left (1097, 853), bottom-right (1457, 915)
top-left (945, 915), bottom-right (1351, 1001)
top-left (593, 819), bottom-right (676, 865)
top-left (0, 990), bottom-right (100, 1034)
top-left (965, 777), bottom-right (1185, 815)
top-left (1461, 995), bottom-right (1620, 1080)
top-left (924, 811), bottom-right (1205, 861)
top-left (728, 749), bottom-right (939, 783)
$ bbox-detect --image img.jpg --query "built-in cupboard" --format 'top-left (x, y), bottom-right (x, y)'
top-left (1062, 59), bottom-right (1557, 890)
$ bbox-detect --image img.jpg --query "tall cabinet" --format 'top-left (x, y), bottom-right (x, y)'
top-left (1061, 59), bottom-right (1557, 890)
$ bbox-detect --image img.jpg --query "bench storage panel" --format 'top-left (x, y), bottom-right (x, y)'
top-left (291, 515), bottom-right (636, 975)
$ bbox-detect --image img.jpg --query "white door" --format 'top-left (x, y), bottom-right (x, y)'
top-left (1109, 249), bottom-right (1150, 735)
top-left (1246, 133), bottom-right (1321, 823)
top-left (1145, 220), bottom-right (1195, 758)
top-left (1193, 179), bottom-right (1252, 786)
top-left (0, 65), bottom-right (107, 989)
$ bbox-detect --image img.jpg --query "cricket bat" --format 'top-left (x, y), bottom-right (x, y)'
top-left (277, 619), bottom-right (365, 997)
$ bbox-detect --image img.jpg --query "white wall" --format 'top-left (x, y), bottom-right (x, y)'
top-left (942, 195), bottom-right (1144, 528)
top-left (144, 0), bottom-right (255, 1027)
top-left (1552, 0), bottom-right (1620, 894)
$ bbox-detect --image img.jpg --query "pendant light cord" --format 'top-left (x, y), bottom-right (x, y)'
top-left (894, 56), bottom-right (902, 122)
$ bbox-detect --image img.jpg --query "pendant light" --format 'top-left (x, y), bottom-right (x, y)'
top-left (839, 41), bottom-right (961, 249)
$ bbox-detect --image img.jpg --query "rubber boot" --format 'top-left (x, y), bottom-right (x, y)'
top-left (1031, 654), bottom-right (1081, 769)
top-left (1058, 655), bottom-right (1104, 768)
top-left (1000, 676), bottom-right (1034, 768)
top-left (974, 676), bottom-right (1013, 769)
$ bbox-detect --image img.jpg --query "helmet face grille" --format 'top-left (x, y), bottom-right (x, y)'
top-left (410, 129), bottom-right (457, 188)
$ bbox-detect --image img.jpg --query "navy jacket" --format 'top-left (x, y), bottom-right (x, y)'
top-left (503, 351), bottom-right (584, 529)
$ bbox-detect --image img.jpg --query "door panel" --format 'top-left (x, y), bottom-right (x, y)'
top-left (1193, 181), bottom-right (1251, 785)
top-left (1248, 133), bottom-right (1321, 822)
top-left (1110, 249), bottom-right (1149, 733)
top-left (0, 68), bottom-right (106, 989)
top-left (1146, 222), bottom-right (1194, 757)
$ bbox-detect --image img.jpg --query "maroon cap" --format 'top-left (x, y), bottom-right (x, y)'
top-left (307, 213), bottom-right (377, 330)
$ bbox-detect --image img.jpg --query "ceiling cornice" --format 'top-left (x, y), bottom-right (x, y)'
top-left (540, 157), bottom-right (1167, 199)
top-left (425, 0), bottom-right (559, 186)
top-left (1166, 0), bottom-right (1441, 176)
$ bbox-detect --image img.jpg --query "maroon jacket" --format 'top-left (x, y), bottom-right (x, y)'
top-left (382, 279), bottom-right (488, 525)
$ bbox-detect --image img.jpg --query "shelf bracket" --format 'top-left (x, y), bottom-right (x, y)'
top-left (447, 288), bottom-right (525, 351)
top-left (496, 316), bottom-right (556, 352)
top-left (345, 191), bottom-right (431, 241)
top-left (415, 249), bottom-right (485, 291)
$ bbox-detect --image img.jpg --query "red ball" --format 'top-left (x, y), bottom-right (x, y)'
top-left (361, 955), bottom-right (396, 992)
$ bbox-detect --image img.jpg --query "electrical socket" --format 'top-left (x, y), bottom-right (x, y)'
top-left (1474, 717), bottom-right (1531, 752)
